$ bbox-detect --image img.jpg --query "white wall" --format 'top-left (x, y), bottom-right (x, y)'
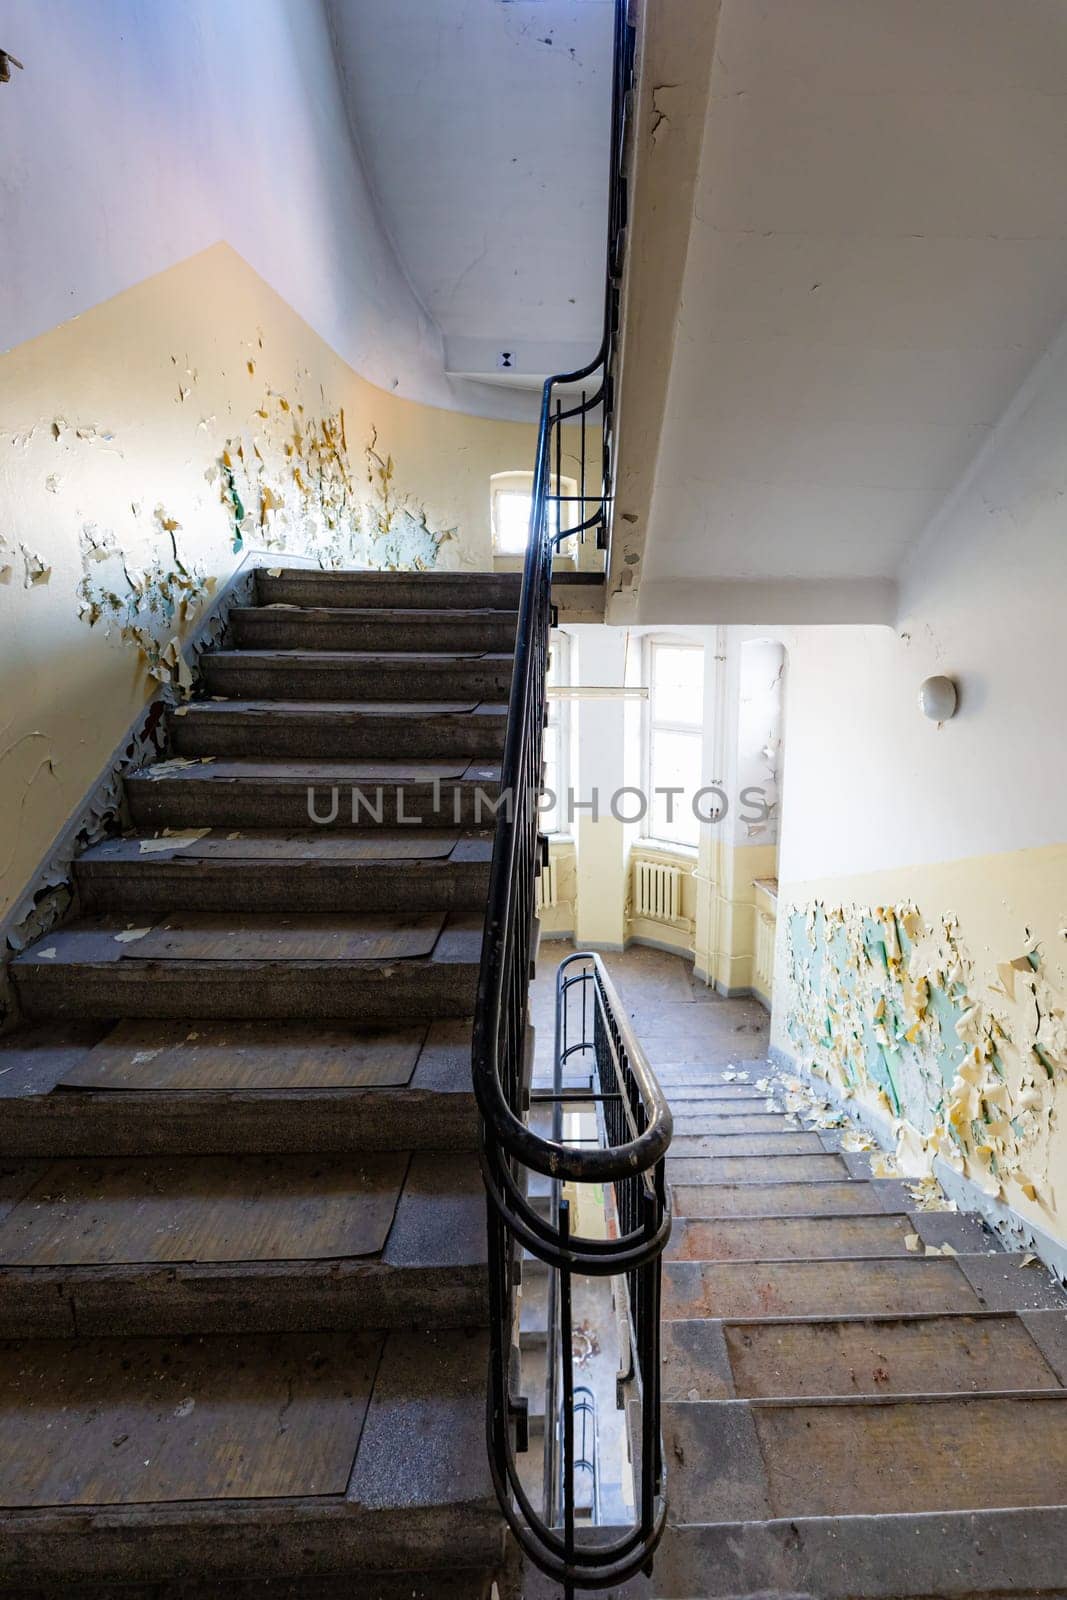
top-left (779, 312), bottom-right (1067, 888)
top-left (0, 0), bottom-right (527, 418)
top-left (771, 316), bottom-right (1067, 1257)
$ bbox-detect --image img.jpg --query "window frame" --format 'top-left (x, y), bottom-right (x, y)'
top-left (641, 635), bottom-right (705, 851)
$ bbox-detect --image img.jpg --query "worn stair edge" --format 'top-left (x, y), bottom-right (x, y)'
top-left (650, 1506), bottom-right (1067, 1599)
top-left (12, 1571), bottom-right (501, 1600)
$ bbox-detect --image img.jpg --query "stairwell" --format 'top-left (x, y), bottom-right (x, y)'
top-left (0, 566), bottom-right (521, 1597)
top-left (522, 947), bottom-right (1067, 1600)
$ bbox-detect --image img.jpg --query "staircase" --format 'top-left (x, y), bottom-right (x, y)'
top-left (0, 567), bottom-right (520, 1597)
top-left (653, 1055), bottom-right (1067, 1599)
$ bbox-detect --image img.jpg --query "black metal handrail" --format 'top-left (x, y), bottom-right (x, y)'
top-left (470, 3), bottom-right (673, 1590)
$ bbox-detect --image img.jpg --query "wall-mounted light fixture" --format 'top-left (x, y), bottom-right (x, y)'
top-left (919, 675), bottom-right (958, 722)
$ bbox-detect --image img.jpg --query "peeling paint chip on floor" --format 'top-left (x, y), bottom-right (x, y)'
top-left (138, 829), bottom-right (211, 854)
top-left (114, 927), bottom-right (152, 943)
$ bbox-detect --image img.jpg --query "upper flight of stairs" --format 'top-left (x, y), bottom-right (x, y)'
top-left (0, 567), bottom-right (520, 1596)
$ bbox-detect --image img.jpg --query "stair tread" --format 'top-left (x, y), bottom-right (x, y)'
top-left (14, 911), bottom-right (483, 969)
top-left (0, 1149), bottom-right (482, 1270)
top-left (0, 1325), bottom-right (496, 1580)
top-left (666, 1212), bottom-right (993, 1261)
top-left (234, 604), bottom-right (519, 621)
top-left (671, 1178), bottom-right (910, 1217)
top-left (665, 1391), bottom-right (1067, 1523)
top-left (662, 1311), bottom-right (1067, 1401)
top-left (80, 830), bottom-right (492, 868)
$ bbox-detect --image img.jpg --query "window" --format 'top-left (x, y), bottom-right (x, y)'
top-left (644, 638), bottom-right (704, 848)
top-left (541, 630), bottom-right (571, 835)
top-left (490, 470), bottom-right (578, 557)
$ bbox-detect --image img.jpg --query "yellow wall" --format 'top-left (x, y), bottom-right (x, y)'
top-left (0, 243), bottom-right (537, 924)
top-left (695, 841), bottom-right (778, 994)
top-left (773, 844), bottom-right (1067, 1249)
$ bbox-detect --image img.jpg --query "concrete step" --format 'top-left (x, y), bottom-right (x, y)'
top-left (668, 1131), bottom-right (825, 1158)
top-left (0, 1325), bottom-right (501, 1591)
top-left (664, 1393), bottom-right (1067, 1523)
top-left (202, 649), bottom-right (514, 702)
top-left (666, 1211), bottom-right (993, 1262)
top-left (11, 912), bottom-right (483, 1021)
top-left (667, 1152), bottom-right (850, 1185)
top-left (519, 1268), bottom-right (550, 1348)
top-left (662, 1252), bottom-right (1067, 1322)
top-left (255, 566), bottom-right (523, 610)
top-left (169, 700), bottom-right (508, 760)
top-left (662, 1310), bottom-right (1067, 1401)
top-left (650, 1507), bottom-right (1067, 1598)
top-left (671, 1111), bottom-right (800, 1133)
top-left (670, 1178), bottom-right (913, 1218)
top-left (232, 605), bottom-right (518, 653)
top-left (125, 758), bottom-right (501, 830)
top-left (0, 1019), bottom-right (480, 1158)
top-left (75, 830), bottom-right (492, 915)
top-left (0, 1150), bottom-right (486, 1336)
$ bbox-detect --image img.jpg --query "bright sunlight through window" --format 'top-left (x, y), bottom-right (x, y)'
top-left (645, 639), bottom-right (704, 848)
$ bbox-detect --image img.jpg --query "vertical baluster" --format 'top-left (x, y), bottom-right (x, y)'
top-left (559, 1199), bottom-right (575, 1592)
top-left (579, 389), bottom-right (587, 544)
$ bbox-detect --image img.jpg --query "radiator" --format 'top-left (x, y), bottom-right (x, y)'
top-left (633, 858), bottom-right (682, 925)
top-left (536, 858), bottom-right (559, 911)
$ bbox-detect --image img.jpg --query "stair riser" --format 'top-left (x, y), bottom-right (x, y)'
top-left (13, 965), bottom-right (479, 1022)
top-left (0, 1267), bottom-right (488, 1340)
top-left (0, 1507), bottom-right (503, 1592)
top-left (233, 613), bottom-right (517, 652)
top-left (202, 659), bottom-right (514, 701)
top-left (0, 1092), bottom-right (481, 1159)
top-left (76, 860), bottom-right (490, 915)
top-left (126, 782), bottom-right (501, 831)
top-left (170, 715), bottom-right (507, 761)
top-left (7, 1574), bottom-right (501, 1600)
top-left (255, 571), bottom-right (523, 609)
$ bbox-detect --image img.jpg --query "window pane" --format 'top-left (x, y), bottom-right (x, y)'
top-left (649, 729), bottom-right (701, 846)
top-left (494, 491), bottom-right (532, 554)
top-left (651, 645), bottom-right (703, 727)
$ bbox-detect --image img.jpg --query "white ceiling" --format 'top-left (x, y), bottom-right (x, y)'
top-left (638, 0), bottom-right (1067, 617)
top-left (327, 0), bottom-right (614, 389)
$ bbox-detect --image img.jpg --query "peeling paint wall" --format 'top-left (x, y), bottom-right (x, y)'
top-left (0, 244), bottom-right (537, 925)
top-left (778, 855), bottom-right (1067, 1250)
top-left (772, 312), bottom-right (1067, 1254)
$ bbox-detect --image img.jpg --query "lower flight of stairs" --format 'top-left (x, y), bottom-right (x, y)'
top-left (0, 568), bottom-right (522, 1596)
top-left (648, 1063), bottom-right (1067, 1600)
